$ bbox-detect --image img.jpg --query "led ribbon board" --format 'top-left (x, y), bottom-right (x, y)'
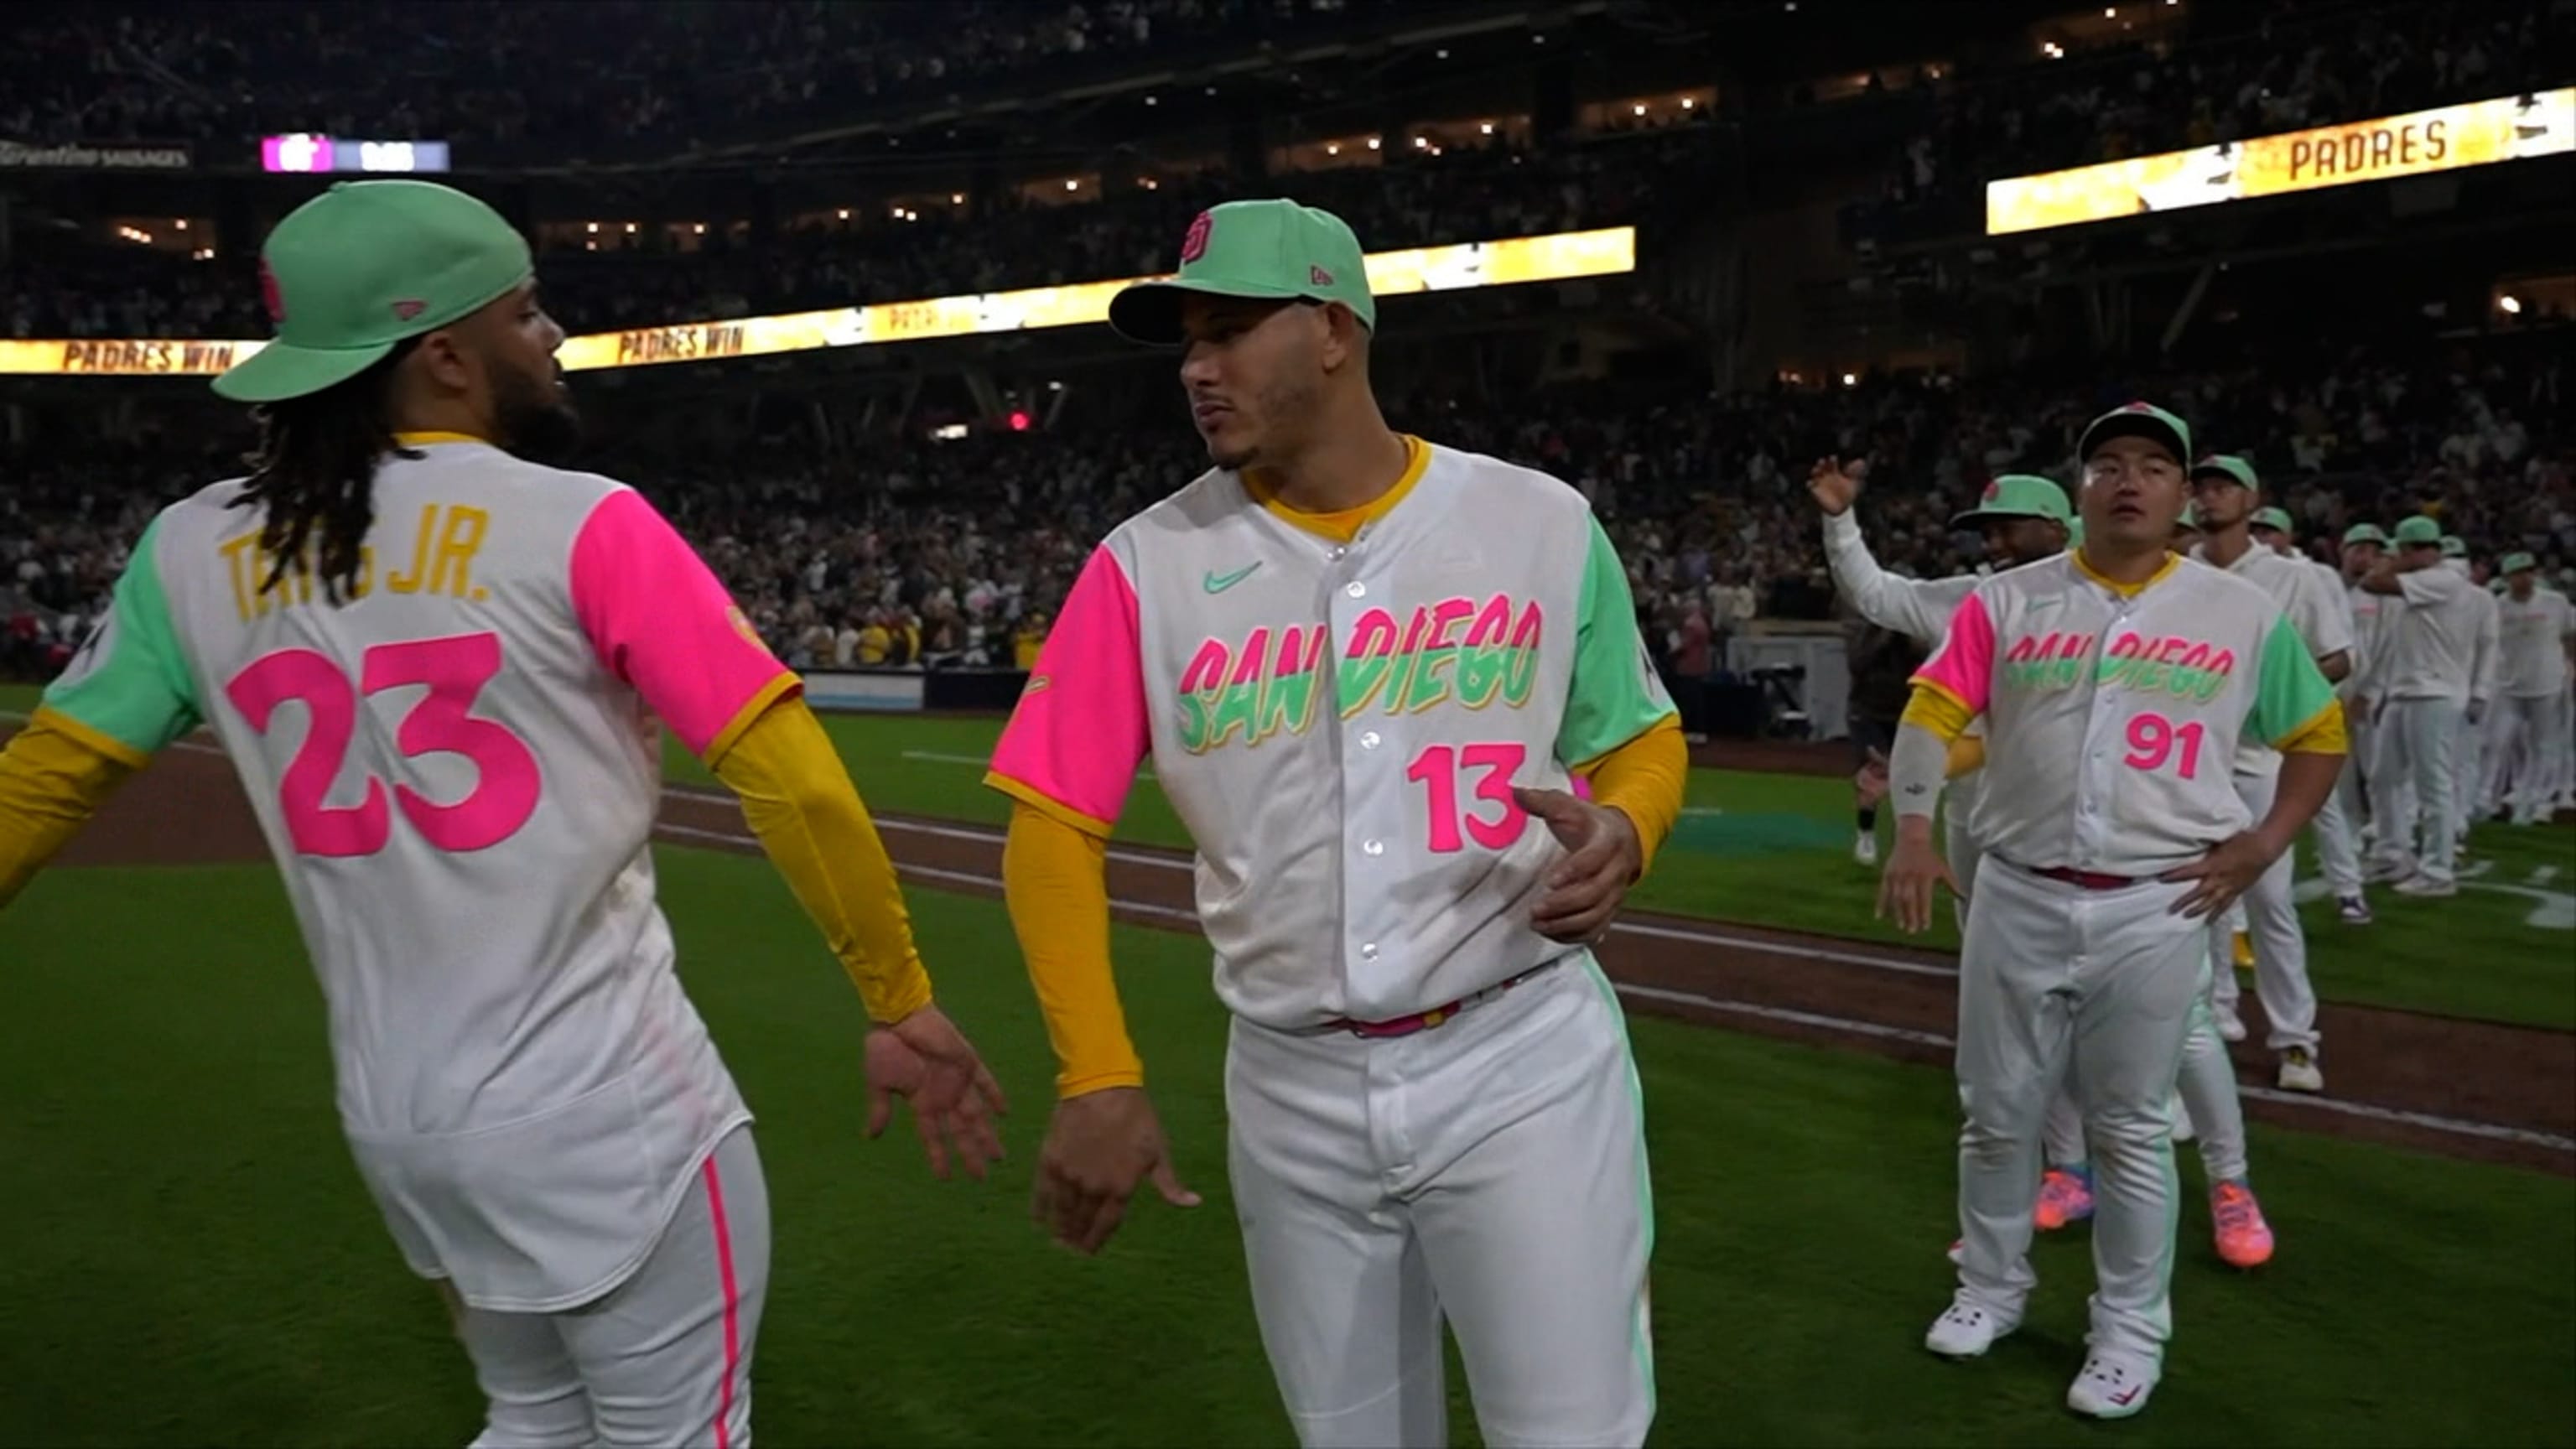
top-left (0, 226), bottom-right (1636, 378)
top-left (1985, 88), bottom-right (2575, 236)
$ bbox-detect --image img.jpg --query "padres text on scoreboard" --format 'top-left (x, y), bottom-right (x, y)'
top-left (0, 226), bottom-right (1637, 378)
top-left (1985, 88), bottom-right (2575, 236)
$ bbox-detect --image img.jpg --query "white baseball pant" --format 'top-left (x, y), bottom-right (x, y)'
top-left (2309, 756), bottom-right (2366, 899)
top-left (2370, 697), bottom-right (2464, 886)
top-left (454, 1125), bottom-right (766, 1449)
top-left (2205, 769), bottom-right (2320, 1056)
top-left (2485, 692), bottom-right (2569, 820)
top-left (1955, 861), bottom-right (2203, 1372)
top-left (2177, 969), bottom-right (2250, 1187)
top-left (2453, 706), bottom-right (2487, 835)
top-left (1226, 955), bottom-right (1654, 1449)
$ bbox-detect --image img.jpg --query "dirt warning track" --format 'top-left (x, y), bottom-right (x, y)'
top-left (24, 719), bottom-right (2574, 1175)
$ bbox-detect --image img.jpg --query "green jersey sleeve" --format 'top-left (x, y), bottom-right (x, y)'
top-left (2246, 610), bottom-right (2335, 747)
top-left (1556, 514), bottom-right (1679, 768)
top-left (41, 516), bottom-right (203, 765)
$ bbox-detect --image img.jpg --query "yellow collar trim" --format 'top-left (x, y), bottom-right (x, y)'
top-left (2073, 548), bottom-right (2181, 598)
top-left (392, 430), bottom-right (488, 447)
top-left (1244, 435), bottom-right (1430, 544)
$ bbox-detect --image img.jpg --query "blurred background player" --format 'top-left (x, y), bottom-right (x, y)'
top-left (2335, 524), bottom-right (2399, 909)
top-left (2254, 507), bottom-right (2371, 923)
top-left (2482, 553), bottom-right (2576, 823)
top-left (2439, 536), bottom-right (2501, 854)
top-left (2360, 518), bottom-right (2496, 897)
top-left (2188, 459), bottom-right (2345, 1093)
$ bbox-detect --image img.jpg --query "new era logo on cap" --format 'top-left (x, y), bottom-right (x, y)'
top-left (1180, 211), bottom-right (1213, 264)
top-left (391, 299), bottom-right (427, 321)
top-left (1310, 264), bottom-right (1334, 286)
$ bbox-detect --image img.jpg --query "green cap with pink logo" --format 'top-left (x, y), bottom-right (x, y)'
top-left (1109, 200), bottom-right (1378, 346)
top-left (214, 179), bottom-right (534, 403)
top-left (1950, 474), bottom-right (2075, 529)
top-left (2078, 401), bottom-right (2194, 467)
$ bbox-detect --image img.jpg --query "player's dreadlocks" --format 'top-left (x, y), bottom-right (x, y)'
top-left (228, 339), bottom-right (421, 605)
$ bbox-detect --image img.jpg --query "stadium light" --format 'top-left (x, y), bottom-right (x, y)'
top-left (175, 219), bottom-right (188, 230)
top-left (1367, 137), bottom-right (1382, 151)
top-left (952, 194), bottom-right (964, 205)
top-left (837, 208), bottom-right (850, 220)
top-left (1327, 143), bottom-right (1341, 156)
top-left (1008, 410), bottom-right (1032, 431)
top-left (1841, 371), bottom-right (1858, 387)
top-left (1064, 179), bottom-right (1079, 191)
top-left (625, 222), bottom-right (637, 234)
top-left (1481, 122), bottom-right (1494, 135)
top-left (585, 221), bottom-right (599, 233)
top-left (2500, 294), bottom-right (2524, 314)
top-left (1415, 136), bottom-right (1430, 149)
top-left (1633, 104), bottom-right (1647, 117)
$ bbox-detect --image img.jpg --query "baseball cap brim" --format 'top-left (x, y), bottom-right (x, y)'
top-left (1109, 276), bottom-right (1330, 346)
top-left (2080, 407), bottom-right (2190, 467)
top-left (212, 337), bottom-right (397, 404)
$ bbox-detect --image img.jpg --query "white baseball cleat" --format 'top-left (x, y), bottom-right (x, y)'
top-left (1854, 831), bottom-right (1879, 866)
top-left (2067, 1353), bottom-right (2160, 1418)
top-left (2277, 1047), bottom-right (2324, 1093)
top-left (2364, 860), bottom-right (2412, 884)
top-left (1924, 1294), bottom-right (2018, 1359)
top-left (2216, 1007), bottom-right (2247, 1043)
top-left (2393, 875), bottom-right (2458, 899)
top-left (2337, 894), bottom-right (2373, 925)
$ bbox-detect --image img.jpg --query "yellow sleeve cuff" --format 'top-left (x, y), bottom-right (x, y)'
top-left (984, 771), bottom-right (1116, 839)
top-left (1001, 802), bottom-right (1145, 1097)
top-left (1900, 683), bottom-right (1975, 744)
top-left (0, 710), bottom-right (141, 909)
top-left (1584, 714), bottom-right (1687, 875)
top-left (703, 673), bottom-right (803, 769)
top-left (712, 696), bottom-right (933, 1023)
top-left (2275, 699), bottom-right (2349, 756)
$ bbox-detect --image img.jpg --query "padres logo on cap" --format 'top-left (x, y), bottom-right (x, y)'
top-left (1180, 211), bottom-right (1213, 264)
top-left (258, 258), bottom-right (287, 325)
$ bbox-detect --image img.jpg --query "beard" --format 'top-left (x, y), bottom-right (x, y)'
top-left (496, 362), bottom-right (583, 465)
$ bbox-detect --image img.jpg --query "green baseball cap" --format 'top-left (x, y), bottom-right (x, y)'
top-left (2175, 503), bottom-right (2203, 532)
top-left (1949, 474), bottom-right (2075, 530)
top-left (2343, 523), bottom-right (2391, 548)
top-left (2251, 506), bottom-right (2295, 533)
top-left (2079, 402), bottom-right (2193, 468)
top-left (2067, 517), bottom-right (2086, 548)
top-left (214, 180), bottom-right (534, 403)
top-left (2392, 517), bottom-right (2443, 546)
top-left (2191, 454), bottom-right (2260, 491)
top-left (1108, 200), bottom-right (1376, 346)
top-left (2501, 551), bottom-right (2537, 574)
top-left (2440, 535), bottom-right (2469, 558)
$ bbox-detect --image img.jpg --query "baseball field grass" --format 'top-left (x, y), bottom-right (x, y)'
top-left (3, 851), bottom-right (2572, 1447)
top-left (657, 709), bottom-right (2576, 1031)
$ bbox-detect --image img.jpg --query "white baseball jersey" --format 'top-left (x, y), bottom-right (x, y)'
top-left (1820, 507), bottom-right (1988, 812)
top-left (2497, 586), bottom-right (2576, 698)
top-left (2189, 542), bottom-right (2353, 773)
top-left (2345, 579), bottom-right (2397, 701)
top-left (1913, 553), bottom-right (2339, 878)
top-left (2382, 565), bottom-right (2496, 702)
top-left (41, 435), bottom-right (792, 1311)
top-left (987, 437), bottom-right (1675, 1030)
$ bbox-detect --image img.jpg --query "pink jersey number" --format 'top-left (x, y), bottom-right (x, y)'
top-left (2122, 711), bottom-right (2206, 780)
top-left (1406, 742), bottom-right (1531, 854)
top-left (226, 632), bottom-right (543, 858)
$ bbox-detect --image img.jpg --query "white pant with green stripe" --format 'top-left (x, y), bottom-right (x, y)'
top-left (1955, 862), bottom-right (2204, 1369)
top-left (1225, 953), bottom-right (1654, 1449)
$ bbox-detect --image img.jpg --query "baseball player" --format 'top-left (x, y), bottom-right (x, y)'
top-left (2188, 461), bottom-right (2344, 1093)
top-left (2253, 507), bottom-right (2371, 923)
top-left (2335, 524), bottom-right (2397, 903)
top-left (2361, 517), bottom-right (2496, 896)
top-left (0, 181), bottom-right (1005, 1447)
top-left (1809, 467), bottom-right (2096, 1229)
top-left (984, 200), bottom-right (1685, 1449)
top-left (1879, 402), bottom-right (2343, 1418)
top-left (2440, 536), bottom-right (2502, 841)
top-left (2484, 553), bottom-right (2576, 823)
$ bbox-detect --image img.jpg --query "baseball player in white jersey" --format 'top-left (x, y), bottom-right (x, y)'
top-left (983, 201), bottom-right (1685, 1449)
top-left (2440, 536), bottom-right (2502, 842)
top-left (2334, 524), bottom-right (2398, 904)
top-left (2482, 553), bottom-right (2576, 823)
top-left (1879, 402), bottom-right (2343, 1418)
top-left (2189, 465), bottom-right (2343, 1093)
top-left (2360, 517), bottom-right (2497, 896)
top-left (0, 182), bottom-right (1005, 1448)
top-left (1809, 468), bottom-right (2100, 1230)
top-left (2252, 506), bottom-right (2372, 924)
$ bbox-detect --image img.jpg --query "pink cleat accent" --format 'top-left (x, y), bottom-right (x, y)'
top-left (2211, 1181), bottom-right (2275, 1269)
top-left (2033, 1168), bottom-right (2096, 1231)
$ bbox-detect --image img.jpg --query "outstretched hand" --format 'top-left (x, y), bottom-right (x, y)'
top-left (1807, 456), bottom-right (1869, 516)
top-left (864, 1005), bottom-right (1008, 1181)
top-left (1514, 786), bottom-right (1644, 944)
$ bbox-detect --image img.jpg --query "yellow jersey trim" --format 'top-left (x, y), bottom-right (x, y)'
top-left (984, 771), bottom-right (1116, 839)
top-left (1242, 434), bottom-right (1430, 543)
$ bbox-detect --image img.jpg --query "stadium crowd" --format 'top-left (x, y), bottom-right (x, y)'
top-left (8, 334), bottom-right (2570, 696)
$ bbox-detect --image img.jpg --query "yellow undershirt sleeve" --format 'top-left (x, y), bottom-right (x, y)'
top-left (1582, 714), bottom-right (1687, 874)
top-left (1945, 735), bottom-right (1987, 779)
top-left (710, 697), bottom-right (933, 1024)
top-left (0, 709), bottom-right (138, 910)
top-left (1899, 683), bottom-right (1976, 744)
top-left (1001, 801), bottom-right (1145, 1098)
top-left (2273, 699), bottom-right (2350, 756)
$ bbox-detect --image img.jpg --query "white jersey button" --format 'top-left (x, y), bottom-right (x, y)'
top-left (1363, 839), bottom-right (1385, 856)
top-left (1330, 546), bottom-right (1348, 561)
top-left (1360, 730), bottom-right (1382, 750)
top-left (1345, 581), bottom-right (1367, 598)
top-left (1360, 943), bottom-right (1379, 960)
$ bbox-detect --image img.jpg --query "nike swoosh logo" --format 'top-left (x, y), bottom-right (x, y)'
top-left (2110, 1384), bottom-right (2145, 1406)
top-left (1204, 564), bottom-right (1262, 594)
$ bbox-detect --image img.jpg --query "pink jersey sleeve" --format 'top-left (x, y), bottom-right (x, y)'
top-left (571, 488), bottom-right (798, 761)
top-left (1911, 588), bottom-right (1999, 714)
top-left (987, 545), bottom-right (1149, 832)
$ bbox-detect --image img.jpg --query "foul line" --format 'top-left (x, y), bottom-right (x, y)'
top-left (652, 812), bottom-right (2576, 1157)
